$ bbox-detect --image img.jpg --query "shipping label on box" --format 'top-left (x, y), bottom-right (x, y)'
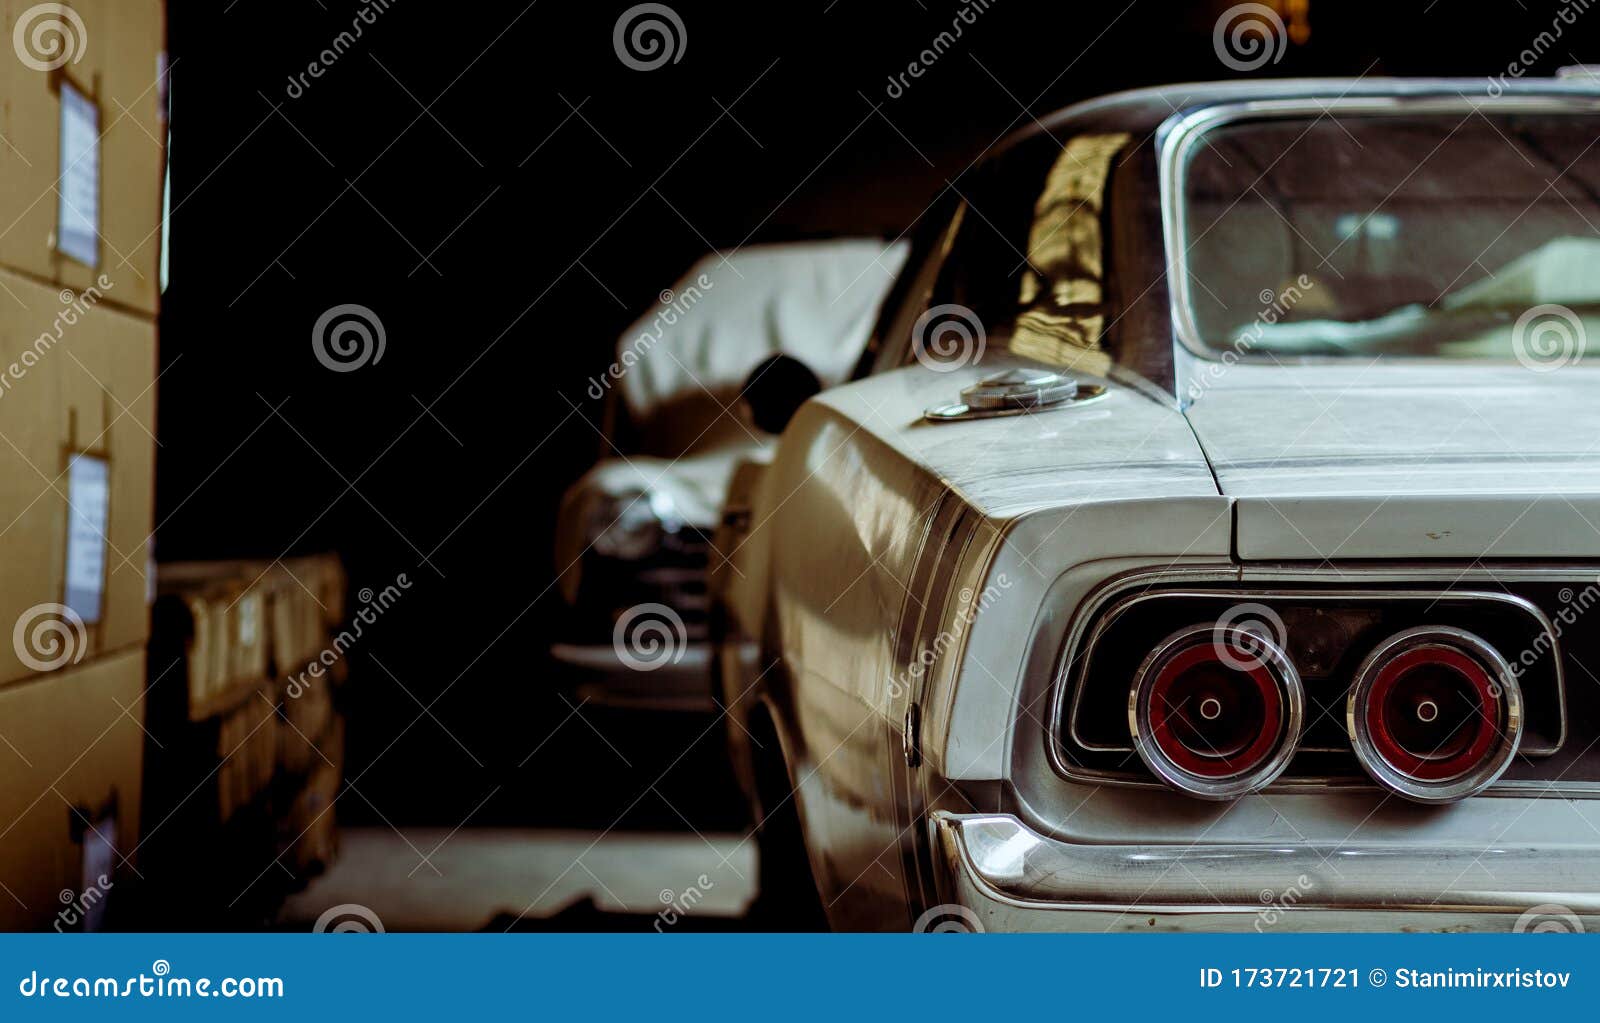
top-left (65, 454), bottom-right (109, 624)
top-left (57, 82), bottom-right (100, 268)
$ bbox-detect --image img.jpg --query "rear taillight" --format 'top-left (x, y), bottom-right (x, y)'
top-left (1129, 623), bottom-right (1304, 799)
top-left (1346, 626), bottom-right (1521, 804)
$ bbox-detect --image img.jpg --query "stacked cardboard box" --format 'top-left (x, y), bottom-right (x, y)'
top-left (141, 556), bottom-right (348, 922)
top-left (0, 0), bottom-right (165, 930)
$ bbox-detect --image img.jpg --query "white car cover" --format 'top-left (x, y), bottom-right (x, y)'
top-left (556, 239), bottom-right (908, 603)
top-left (615, 238), bottom-right (909, 421)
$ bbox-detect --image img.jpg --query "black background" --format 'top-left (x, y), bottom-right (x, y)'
top-left (155, 0), bottom-right (1600, 831)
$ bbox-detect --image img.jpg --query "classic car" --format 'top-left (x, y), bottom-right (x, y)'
top-left (553, 239), bottom-right (904, 710)
top-left (711, 78), bottom-right (1600, 932)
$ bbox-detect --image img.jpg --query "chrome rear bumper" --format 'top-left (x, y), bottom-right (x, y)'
top-left (930, 812), bottom-right (1600, 933)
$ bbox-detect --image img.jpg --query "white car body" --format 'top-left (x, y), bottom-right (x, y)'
top-left (713, 80), bottom-right (1600, 932)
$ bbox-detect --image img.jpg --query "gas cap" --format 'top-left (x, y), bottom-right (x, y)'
top-left (961, 368), bottom-right (1078, 410)
top-left (924, 368), bottom-right (1107, 422)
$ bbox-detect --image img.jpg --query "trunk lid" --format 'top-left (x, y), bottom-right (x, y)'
top-left (1184, 364), bottom-right (1600, 559)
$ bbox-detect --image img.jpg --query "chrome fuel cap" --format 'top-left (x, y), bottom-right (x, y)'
top-left (924, 368), bottom-right (1106, 422)
top-left (961, 368), bottom-right (1078, 410)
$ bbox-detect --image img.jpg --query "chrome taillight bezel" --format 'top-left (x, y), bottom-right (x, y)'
top-left (1049, 571), bottom-right (1568, 797)
top-left (1128, 622), bottom-right (1305, 800)
top-left (1346, 626), bottom-right (1523, 804)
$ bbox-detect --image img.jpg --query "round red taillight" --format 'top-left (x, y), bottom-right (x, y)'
top-left (1129, 623), bottom-right (1304, 799)
top-left (1347, 627), bottom-right (1521, 804)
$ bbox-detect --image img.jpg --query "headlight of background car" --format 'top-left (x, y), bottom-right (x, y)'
top-left (582, 488), bottom-right (684, 561)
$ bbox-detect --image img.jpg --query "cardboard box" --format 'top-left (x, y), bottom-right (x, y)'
top-left (0, 264), bottom-right (156, 686)
top-left (155, 557), bottom-right (345, 720)
top-left (0, 0), bottom-right (166, 316)
top-left (0, 647), bottom-right (144, 930)
top-left (282, 721), bottom-right (342, 880)
top-left (279, 677), bottom-right (333, 778)
top-left (0, 0), bottom-right (162, 928)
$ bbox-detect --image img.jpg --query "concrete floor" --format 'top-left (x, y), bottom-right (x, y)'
top-left (278, 827), bottom-right (758, 932)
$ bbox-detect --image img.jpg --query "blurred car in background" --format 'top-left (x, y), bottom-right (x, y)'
top-left (552, 239), bottom-right (905, 711)
top-left (712, 78), bottom-right (1600, 931)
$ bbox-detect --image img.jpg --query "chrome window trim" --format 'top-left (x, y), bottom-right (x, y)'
top-left (1045, 565), bottom-right (1575, 796)
top-left (1157, 94), bottom-right (1600, 367)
